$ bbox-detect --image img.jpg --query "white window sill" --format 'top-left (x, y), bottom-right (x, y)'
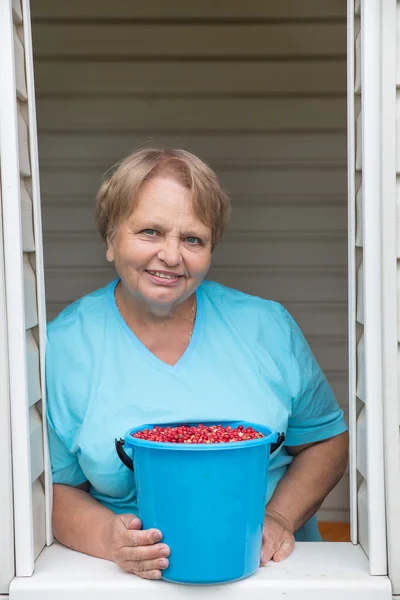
top-left (10, 541), bottom-right (391, 600)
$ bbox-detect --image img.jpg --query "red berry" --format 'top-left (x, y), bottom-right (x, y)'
top-left (131, 423), bottom-right (264, 444)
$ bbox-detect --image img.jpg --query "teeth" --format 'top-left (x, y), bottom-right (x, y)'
top-left (149, 271), bottom-right (177, 279)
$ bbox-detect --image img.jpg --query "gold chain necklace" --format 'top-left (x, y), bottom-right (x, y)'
top-left (115, 292), bottom-right (196, 343)
top-left (187, 295), bottom-right (196, 341)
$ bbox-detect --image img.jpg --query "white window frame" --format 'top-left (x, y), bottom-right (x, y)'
top-left (379, 0), bottom-right (400, 593)
top-left (0, 190), bottom-right (15, 592)
top-left (0, 0), bottom-right (34, 575)
top-left (1, 0), bottom-right (399, 597)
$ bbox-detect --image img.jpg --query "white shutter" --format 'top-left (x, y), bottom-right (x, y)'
top-left (348, 0), bottom-right (398, 576)
top-left (0, 0), bottom-right (52, 578)
top-left (381, 0), bottom-right (400, 594)
top-left (0, 193), bottom-right (15, 592)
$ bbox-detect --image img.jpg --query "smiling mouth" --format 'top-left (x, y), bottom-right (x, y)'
top-left (146, 270), bottom-right (183, 280)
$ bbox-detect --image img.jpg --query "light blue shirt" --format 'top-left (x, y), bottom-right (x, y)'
top-left (46, 279), bottom-right (347, 541)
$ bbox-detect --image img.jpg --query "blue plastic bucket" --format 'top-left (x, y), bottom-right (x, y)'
top-left (116, 421), bottom-right (284, 584)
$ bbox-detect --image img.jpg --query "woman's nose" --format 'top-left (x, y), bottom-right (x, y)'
top-left (157, 237), bottom-right (182, 267)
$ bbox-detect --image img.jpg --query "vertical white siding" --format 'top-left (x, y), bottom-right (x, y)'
top-left (351, 0), bottom-right (370, 560)
top-left (351, 0), bottom-right (392, 574)
top-left (385, 0), bottom-right (400, 590)
top-left (396, 4), bottom-right (400, 415)
top-left (0, 190), bottom-right (15, 592)
top-left (31, 0), bottom-right (348, 522)
top-left (16, 8), bottom-right (48, 566)
top-left (0, 0), bottom-right (49, 577)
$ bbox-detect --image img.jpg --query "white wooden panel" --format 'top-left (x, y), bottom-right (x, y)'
top-left (397, 278), bottom-right (400, 342)
top-left (356, 406), bottom-right (367, 481)
top-left (19, 98), bottom-right (29, 125)
top-left (26, 330), bottom-right (41, 408)
top-left (42, 232), bottom-right (347, 269)
top-left (18, 105), bottom-right (30, 177)
top-left (355, 111), bottom-right (362, 171)
top-left (347, 0), bottom-right (358, 546)
top-left (39, 168), bottom-right (347, 198)
top-left (357, 261), bottom-right (364, 324)
top-left (0, 187), bottom-right (15, 591)
top-left (397, 262), bottom-right (400, 317)
top-left (398, 201), bottom-right (400, 256)
top-left (10, 543), bottom-right (393, 600)
top-left (21, 181), bottom-right (35, 252)
top-left (23, 254), bottom-right (38, 329)
top-left (397, 23), bottom-right (400, 85)
top-left (33, 24), bottom-right (346, 58)
top-left (355, 33), bottom-right (361, 94)
top-left (23, 0), bottom-right (53, 547)
top-left (36, 98), bottom-right (347, 132)
top-left (14, 27), bottom-right (27, 100)
top-left (386, 0), bottom-right (400, 588)
top-left (35, 61), bottom-right (346, 95)
top-left (41, 203), bottom-right (347, 235)
top-left (355, 186), bottom-right (363, 246)
top-left (32, 478), bottom-right (46, 561)
top-left (396, 118), bottom-right (400, 172)
top-left (12, 0), bottom-right (22, 23)
top-left (0, 0), bottom-right (35, 574)
top-left (360, 0), bottom-right (388, 572)
top-left (31, 0), bottom-right (347, 19)
top-left (38, 133), bottom-right (347, 166)
top-left (29, 404), bottom-right (44, 484)
top-left (358, 480), bottom-right (369, 556)
top-left (356, 334), bottom-right (365, 402)
top-left (45, 267), bottom-right (347, 305)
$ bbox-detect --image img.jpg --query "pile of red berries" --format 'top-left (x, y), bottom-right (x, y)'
top-left (132, 423), bottom-right (264, 444)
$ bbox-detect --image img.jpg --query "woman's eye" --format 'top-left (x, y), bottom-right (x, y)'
top-left (186, 236), bottom-right (201, 245)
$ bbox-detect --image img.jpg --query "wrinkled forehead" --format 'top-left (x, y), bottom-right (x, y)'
top-left (126, 177), bottom-right (211, 232)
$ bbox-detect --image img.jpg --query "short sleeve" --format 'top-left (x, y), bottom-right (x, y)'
top-left (283, 309), bottom-right (348, 446)
top-left (47, 414), bottom-right (87, 486)
top-left (46, 332), bottom-right (87, 487)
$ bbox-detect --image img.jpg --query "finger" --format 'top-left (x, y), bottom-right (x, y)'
top-left (126, 516), bottom-right (142, 531)
top-left (272, 538), bottom-right (295, 563)
top-left (260, 535), bottom-right (276, 566)
top-left (126, 557), bottom-right (169, 575)
top-left (124, 526), bottom-right (163, 547)
top-left (121, 543), bottom-right (170, 563)
top-left (127, 566), bottom-right (163, 580)
top-left (260, 550), bottom-right (273, 566)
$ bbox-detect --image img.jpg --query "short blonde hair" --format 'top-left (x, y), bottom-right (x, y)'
top-left (95, 148), bottom-right (231, 249)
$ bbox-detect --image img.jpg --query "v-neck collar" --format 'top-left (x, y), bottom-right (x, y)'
top-left (106, 278), bottom-right (203, 373)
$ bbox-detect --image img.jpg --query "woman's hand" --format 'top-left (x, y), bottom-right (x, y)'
top-left (260, 510), bottom-right (295, 566)
top-left (103, 514), bottom-right (170, 579)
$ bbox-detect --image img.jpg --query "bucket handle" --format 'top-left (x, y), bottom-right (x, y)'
top-left (270, 432), bottom-right (285, 454)
top-left (116, 432), bottom-right (285, 470)
top-left (115, 438), bottom-right (134, 471)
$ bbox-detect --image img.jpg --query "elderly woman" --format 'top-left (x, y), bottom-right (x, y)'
top-left (46, 148), bottom-right (348, 580)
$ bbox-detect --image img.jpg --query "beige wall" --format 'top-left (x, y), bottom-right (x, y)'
top-left (31, 0), bottom-right (348, 522)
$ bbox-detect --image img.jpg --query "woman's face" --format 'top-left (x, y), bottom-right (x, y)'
top-left (106, 176), bottom-right (212, 313)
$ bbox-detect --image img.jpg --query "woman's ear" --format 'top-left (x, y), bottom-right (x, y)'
top-left (106, 240), bottom-right (114, 263)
